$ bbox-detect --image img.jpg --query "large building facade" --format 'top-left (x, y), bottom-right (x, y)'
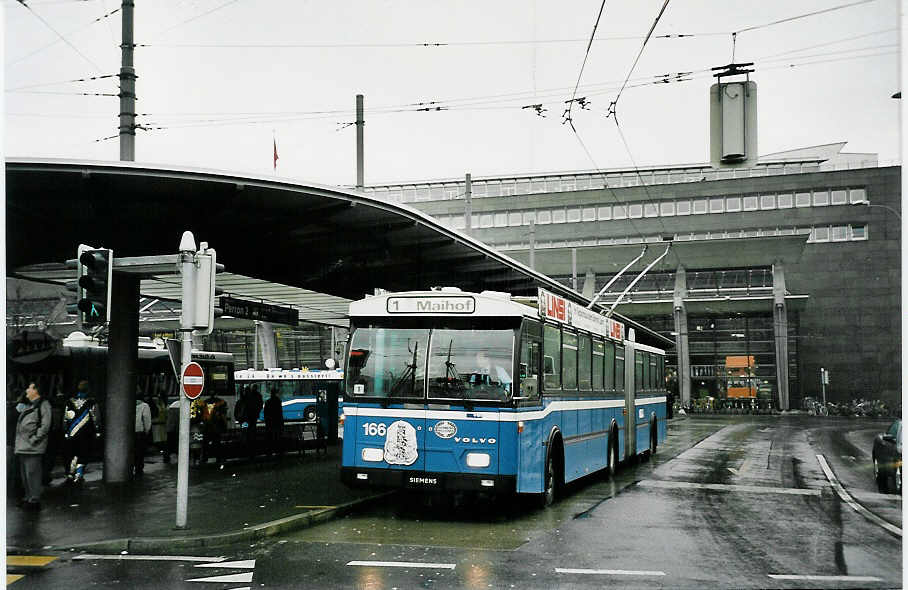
top-left (362, 145), bottom-right (901, 410)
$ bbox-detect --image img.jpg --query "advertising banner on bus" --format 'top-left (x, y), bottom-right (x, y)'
top-left (537, 288), bottom-right (624, 342)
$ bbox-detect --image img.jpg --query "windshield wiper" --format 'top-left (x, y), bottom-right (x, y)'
top-left (390, 339), bottom-right (419, 395)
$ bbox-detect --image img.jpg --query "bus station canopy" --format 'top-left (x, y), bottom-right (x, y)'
top-left (7, 159), bottom-right (674, 345)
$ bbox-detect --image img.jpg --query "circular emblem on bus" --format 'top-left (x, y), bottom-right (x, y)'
top-left (433, 420), bottom-right (457, 439)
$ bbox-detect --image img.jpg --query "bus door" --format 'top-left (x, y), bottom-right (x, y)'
top-left (622, 341), bottom-right (637, 459)
top-left (424, 407), bottom-right (500, 477)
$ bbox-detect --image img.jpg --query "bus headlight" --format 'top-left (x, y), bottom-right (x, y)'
top-left (361, 448), bottom-right (384, 462)
top-left (466, 453), bottom-right (490, 468)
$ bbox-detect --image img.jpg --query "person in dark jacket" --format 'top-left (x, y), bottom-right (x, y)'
top-left (239, 385), bottom-right (264, 461)
top-left (15, 383), bottom-right (52, 510)
top-left (263, 388), bottom-right (284, 456)
top-left (63, 379), bottom-right (102, 484)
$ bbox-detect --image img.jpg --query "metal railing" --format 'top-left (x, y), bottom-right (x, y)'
top-left (359, 159), bottom-right (898, 204)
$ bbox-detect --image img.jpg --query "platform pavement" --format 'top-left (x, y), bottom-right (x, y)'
top-left (5, 443), bottom-right (389, 554)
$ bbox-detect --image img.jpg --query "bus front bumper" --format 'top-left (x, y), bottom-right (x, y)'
top-left (341, 467), bottom-right (516, 494)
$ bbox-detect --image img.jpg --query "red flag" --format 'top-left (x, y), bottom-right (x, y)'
top-left (273, 138), bottom-right (279, 171)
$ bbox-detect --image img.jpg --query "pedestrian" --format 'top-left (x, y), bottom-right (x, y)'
top-left (7, 392), bottom-right (25, 501)
top-left (42, 390), bottom-right (66, 485)
top-left (150, 394), bottom-right (167, 458)
top-left (15, 383), bottom-right (52, 510)
top-left (63, 379), bottom-right (102, 484)
top-left (242, 385), bottom-right (264, 461)
top-left (263, 387), bottom-right (284, 456)
top-left (200, 393), bottom-right (228, 467)
top-left (134, 394), bottom-right (152, 477)
top-left (164, 398), bottom-right (179, 463)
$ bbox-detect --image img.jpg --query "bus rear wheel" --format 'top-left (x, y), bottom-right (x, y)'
top-left (304, 406), bottom-right (316, 422)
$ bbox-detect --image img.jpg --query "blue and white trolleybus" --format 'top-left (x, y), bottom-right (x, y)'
top-left (339, 287), bottom-right (668, 505)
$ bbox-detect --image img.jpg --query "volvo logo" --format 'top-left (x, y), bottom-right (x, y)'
top-left (453, 437), bottom-right (497, 445)
top-left (433, 420), bottom-right (457, 439)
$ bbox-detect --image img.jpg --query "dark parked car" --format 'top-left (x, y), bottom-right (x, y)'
top-left (872, 419), bottom-right (901, 494)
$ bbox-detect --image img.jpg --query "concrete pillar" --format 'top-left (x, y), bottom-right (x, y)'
top-left (673, 266), bottom-right (691, 407)
top-left (256, 321), bottom-right (278, 369)
top-left (571, 248), bottom-right (577, 290)
top-left (581, 268), bottom-right (596, 299)
top-left (104, 273), bottom-right (139, 483)
top-left (772, 263), bottom-right (790, 411)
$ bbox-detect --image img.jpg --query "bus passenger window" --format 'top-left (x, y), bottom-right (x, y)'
top-left (543, 325), bottom-right (561, 391)
top-left (615, 344), bottom-right (625, 393)
top-left (562, 331), bottom-right (578, 390)
top-left (519, 323), bottom-right (541, 400)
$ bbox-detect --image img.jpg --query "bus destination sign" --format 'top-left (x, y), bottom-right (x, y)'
top-left (219, 296), bottom-right (299, 326)
top-left (387, 296), bottom-right (476, 314)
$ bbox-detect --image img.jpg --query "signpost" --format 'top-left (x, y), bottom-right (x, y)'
top-left (219, 296), bottom-right (298, 326)
top-left (181, 362), bottom-right (205, 399)
top-left (175, 231), bottom-right (219, 529)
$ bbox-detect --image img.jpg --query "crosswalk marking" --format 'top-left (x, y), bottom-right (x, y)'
top-left (347, 561), bottom-right (457, 570)
top-left (556, 568), bottom-right (667, 576)
top-left (7, 574), bottom-right (25, 585)
top-left (195, 559), bottom-right (256, 569)
top-left (7, 556), bottom-right (57, 567)
top-left (73, 554), bottom-right (227, 563)
top-left (186, 572), bottom-right (255, 583)
top-left (769, 574), bottom-right (883, 582)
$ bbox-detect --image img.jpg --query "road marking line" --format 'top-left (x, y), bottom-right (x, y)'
top-left (6, 574), bottom-right (25, 584)
top-left (555, 568), bottom-right (666, 576)
top-left (7, 556), bottom-right (57, 567)
top-left (195, 559), bottom-right (255, 569)
top-left (186, 572), bottom-right (254, 583)
top-left (815, 454), bottom-right (902, 537)
top-left (73, 555), bottom-right (228, 563)
top-left (638, 480), bottom-right (821, 496)
top-left (769, 574), bottom-right (883, 582)
top-left (295, 505), bottom-right (336, 509)
top-left (347, 561), bottom-right (456, 570)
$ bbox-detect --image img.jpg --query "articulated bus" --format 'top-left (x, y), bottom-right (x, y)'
top-left (234, 367), bottom-right (344, 423)
top-left (339, 287), bottom-right (667, 506)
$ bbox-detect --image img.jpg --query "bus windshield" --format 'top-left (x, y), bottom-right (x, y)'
top-left (428, 329), bottom-right (513, 401)
top-left (347, 328), bottom-right (428, 399)
top-left (346, 327), bottom-right (514, 402)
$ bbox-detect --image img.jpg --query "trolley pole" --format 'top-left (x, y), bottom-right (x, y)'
top-left (175, 231), bottom-right (197, 529)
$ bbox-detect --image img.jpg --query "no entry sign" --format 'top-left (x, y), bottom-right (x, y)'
top-left (181, 361), bottom-right (205, 399)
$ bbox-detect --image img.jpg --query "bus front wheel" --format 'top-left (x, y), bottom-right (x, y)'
top-left (540, 453), bottom-right (556, 508)
top-left (304, 406), bottom-right (316, 422)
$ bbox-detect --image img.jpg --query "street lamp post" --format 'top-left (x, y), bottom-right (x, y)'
top-left (851, 200), bottom-right (901, 220)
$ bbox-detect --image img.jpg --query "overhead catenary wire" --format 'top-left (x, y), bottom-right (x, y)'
top-left (563, 0), bottom-right (608, 130)
top-left (608, 0), bottom-right (671, 118)
top-left (5, 73), bottom-right (117, 92)
top-left (8, 1), bottom-right (110, 71)
top-left (147, 0), bottom-right (243, 41)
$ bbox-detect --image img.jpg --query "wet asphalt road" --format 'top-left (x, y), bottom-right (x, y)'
top-left (10, 415), bottom-right (903, 589)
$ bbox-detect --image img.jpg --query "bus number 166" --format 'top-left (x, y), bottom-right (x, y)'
top-left (363, 422), bottom-right (387, 436)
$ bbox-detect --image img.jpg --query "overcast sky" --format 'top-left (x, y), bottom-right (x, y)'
top-left (3, 0), bottom-right (902, 186)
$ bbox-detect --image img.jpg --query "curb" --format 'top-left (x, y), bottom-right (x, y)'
top-left (52, 491), bottom-right (395, 554)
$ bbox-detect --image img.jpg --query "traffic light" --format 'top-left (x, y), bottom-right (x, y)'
top-left (76, 246), bottom-right (113, 326)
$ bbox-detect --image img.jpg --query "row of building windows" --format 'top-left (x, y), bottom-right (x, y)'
top-left (363, 160), bottom-right (880, 204)
top-left (433, 188), bottom-right (868, 230)
top-left (492, 224), bottom-right (868, 251)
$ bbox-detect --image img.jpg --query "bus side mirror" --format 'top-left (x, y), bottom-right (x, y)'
top-left (543, 355), bottom-right (555, 376)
